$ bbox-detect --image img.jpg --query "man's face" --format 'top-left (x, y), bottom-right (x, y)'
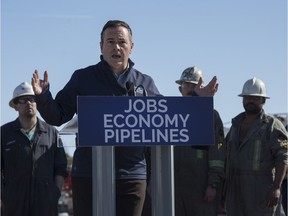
top-left (14, 96), bottom-right (37, 118)
top-left (243, 96), bottom-right (264, 115)
top-left (179, 82), bottom-right (197, 96)
top-left (100, 26), bottom-right (134, 74)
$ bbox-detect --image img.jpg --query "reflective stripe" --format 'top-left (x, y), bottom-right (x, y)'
top-left (252, 140), bottom-right (261, 170)
top-left (209, 160), bottom-right (224, 168)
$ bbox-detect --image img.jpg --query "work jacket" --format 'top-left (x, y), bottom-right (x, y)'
top-left (224, 111), bottom-right (288, 216)
top-left (1, 118), bottom-right (67, 216)
top-left (35, 56), bottom-right (161, 179)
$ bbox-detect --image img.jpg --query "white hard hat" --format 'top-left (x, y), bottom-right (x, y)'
top-left (175, 66), bottom-right (204, 85)
top-left (238, 77), bottom-right (270, 98)
top-left (9, 82), bottom-right (35, 108)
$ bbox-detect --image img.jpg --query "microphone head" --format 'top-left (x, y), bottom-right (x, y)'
top-left (126, 81), bottom-right (135, 96)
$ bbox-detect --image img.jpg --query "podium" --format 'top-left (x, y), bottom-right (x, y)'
top-left (61, 96), bottom-right (214, 216)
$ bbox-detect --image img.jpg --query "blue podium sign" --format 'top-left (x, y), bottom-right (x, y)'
top-left (77, 96), bottom-right (214, 146)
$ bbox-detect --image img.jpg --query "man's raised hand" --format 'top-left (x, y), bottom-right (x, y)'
top-left (32, 70), bottom-right (49, 95)
top-left (194, 76), bottom-right (218, 96)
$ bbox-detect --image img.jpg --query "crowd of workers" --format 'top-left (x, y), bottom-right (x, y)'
top-left (1, 19), bottom-right (287, 216)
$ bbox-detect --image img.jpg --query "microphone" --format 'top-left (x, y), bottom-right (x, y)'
top-left (126, 81), bottom-right (135, 96)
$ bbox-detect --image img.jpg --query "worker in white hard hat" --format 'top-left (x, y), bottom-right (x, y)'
top-left (224, 77), bottom-right (288, 216)
top-left (175, 66), bottom-right (204, 96)
top-left (175, 66), bottom-right (218, 97)
top-left (1, 82), bottom-right (67, 216)
top-left (9, 81), bottom-right (36, 108)
top-left (174, 66), bottom-right (225, 216)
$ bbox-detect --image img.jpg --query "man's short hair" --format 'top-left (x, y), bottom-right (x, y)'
top-left (100, 20), bottom-right (133, 43)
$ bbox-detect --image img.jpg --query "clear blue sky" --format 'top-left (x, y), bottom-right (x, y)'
top-left (2, 0), bottom-right (287, 155)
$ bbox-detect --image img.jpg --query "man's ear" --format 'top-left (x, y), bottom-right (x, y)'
top-left (179, 86), bottom-right (182, 94)
top-left (129, 42), bottom-right (134, 54)
top-left (100, 42), bottom-right (103, 53)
